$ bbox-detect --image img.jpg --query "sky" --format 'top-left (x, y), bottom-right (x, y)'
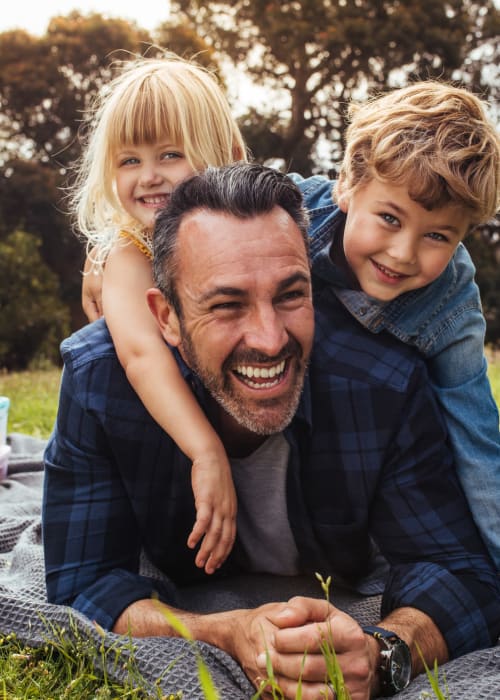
top-left (0, 1), bottom-right (171, 35)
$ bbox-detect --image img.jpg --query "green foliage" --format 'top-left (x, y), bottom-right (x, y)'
top-left (169, 0), bottom-right (499, 173)
top-left (416, 644), bottom-right (451, 700)
top-left (0, 231), bottom-right (70, 370)
top-left (465, 228), bottom-right (500, 347)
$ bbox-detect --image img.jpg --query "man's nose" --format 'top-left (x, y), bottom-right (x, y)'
top-left (243, 305), bottom-right (288, 357)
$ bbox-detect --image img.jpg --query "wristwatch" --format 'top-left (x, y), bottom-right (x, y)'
top-left (362, 625), bottom-right (412, 696)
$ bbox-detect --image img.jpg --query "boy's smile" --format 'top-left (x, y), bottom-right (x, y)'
top-left (337, 178), bottom-right (471, 301)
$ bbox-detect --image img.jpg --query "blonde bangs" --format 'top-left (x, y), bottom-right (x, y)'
top-left (106, 76), bottom-right (182, 154)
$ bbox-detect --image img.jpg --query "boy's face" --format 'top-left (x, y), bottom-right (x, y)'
top-left (337, 177), bottom-right (471, 302)
top-left (114, 142), bottom-right (196, 230)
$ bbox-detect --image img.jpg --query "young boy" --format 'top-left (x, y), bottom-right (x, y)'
top-left (290, 80), bottom-right (500, 569)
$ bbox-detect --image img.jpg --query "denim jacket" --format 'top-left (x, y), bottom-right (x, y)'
top-left (290, 173), bottom-right (500, 569)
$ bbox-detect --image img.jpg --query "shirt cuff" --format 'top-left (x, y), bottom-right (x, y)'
top-left (381, 561), bottom-right (500, 657)
top-left (71, 568), bottom-right (180, 630)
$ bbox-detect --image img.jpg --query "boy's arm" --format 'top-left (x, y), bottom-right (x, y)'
top-left (423, 246), bottom-right (500, 569)
top-left (102, 242), bottom-right (237, 572)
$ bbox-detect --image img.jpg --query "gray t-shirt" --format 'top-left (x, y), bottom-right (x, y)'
top-left (230, 433), bottom-right (300, 575)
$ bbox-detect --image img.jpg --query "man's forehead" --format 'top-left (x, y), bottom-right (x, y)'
top-left (176, 207), bottom-right (308, 258)
top-left (175, 207), bottom-right (310, 294)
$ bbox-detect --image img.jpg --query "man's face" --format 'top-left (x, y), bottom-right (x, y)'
top-left (164, 207), bottom-right (314, 438)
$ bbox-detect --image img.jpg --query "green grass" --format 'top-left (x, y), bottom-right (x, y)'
top-left (0, 367), bottom-right (62, 438)
top-left (0, 624), bottom-right (182, 700)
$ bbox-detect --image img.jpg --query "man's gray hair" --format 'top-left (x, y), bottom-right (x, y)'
top-left (152, 162), bottom-right (310, 316)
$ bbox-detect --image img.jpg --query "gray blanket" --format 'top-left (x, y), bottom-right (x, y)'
top-left (1, 433), bottom-right (498, 699)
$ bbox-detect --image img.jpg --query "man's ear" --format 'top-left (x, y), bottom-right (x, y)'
top-left (335, 174), bottom-right (350, 213)
top-left (146, 288), bottom-right (181, 347)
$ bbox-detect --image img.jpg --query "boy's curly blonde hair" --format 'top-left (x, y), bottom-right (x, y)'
top-left (338, 81), bottom-right (500, 227)
top-left (70, 52), bottom-right (247, 261)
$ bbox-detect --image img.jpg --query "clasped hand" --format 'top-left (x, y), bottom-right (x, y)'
top-left (231, 596), bottom-right (374, 700)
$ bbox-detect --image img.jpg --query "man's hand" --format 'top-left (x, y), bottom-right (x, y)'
top-left (82, 253), bottom-right (104, 321)
top-left (260, 597), bottom-right (374, 699)
top-left (113, 596), bottom-right (373, 699)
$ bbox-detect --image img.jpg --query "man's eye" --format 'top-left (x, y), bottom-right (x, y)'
top-left (211, 301), bottom-right (241, 312)
top-left (279, 290), bottom-right (306, 303)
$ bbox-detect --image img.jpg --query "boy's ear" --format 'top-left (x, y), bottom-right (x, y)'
top-left (146, 288), bottom-right (181, 347)
top-left (336, 174), bottom-right (350, 212)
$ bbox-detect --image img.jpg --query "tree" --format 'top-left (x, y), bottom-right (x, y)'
top-left (0, 14), bottom-right (153, 169)
top-left (0, 231), bottom-right (70, 369)
top-left (0, 14), bottom-right (218, 334)
top-left (168, 0), bottom-right (499, 174)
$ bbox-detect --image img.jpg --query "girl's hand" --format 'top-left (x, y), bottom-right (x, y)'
top-left (188, 450), bottom-right (237, 574)
top-left (82, 253), bottom-right (104, 321)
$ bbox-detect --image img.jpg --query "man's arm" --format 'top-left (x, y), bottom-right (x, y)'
top-left (42, 323), bottom-right (183, 628)
top-left (114, 595), bottom-right (376, 700)
top-left (114, 594), bottom-right (447, 700)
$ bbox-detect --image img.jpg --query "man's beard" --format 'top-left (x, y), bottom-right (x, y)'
top-left (179, 327), bottom-right (308, 436)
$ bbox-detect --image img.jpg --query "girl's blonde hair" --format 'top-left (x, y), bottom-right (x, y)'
top-left (70, 52), bottom-right (247, 260)
top-left (338, 81), bottom-right (500, 227)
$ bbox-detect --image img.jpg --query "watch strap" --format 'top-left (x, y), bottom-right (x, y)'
top-left (362, 625), bottom-right (412, 696)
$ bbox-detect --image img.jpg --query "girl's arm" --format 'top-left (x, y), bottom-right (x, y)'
top-left (102, 241), bottom-right (236, 573)
top-left (82, 251), bottom-right (104, 321)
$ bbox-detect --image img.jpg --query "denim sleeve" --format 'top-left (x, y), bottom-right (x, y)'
top-left (430, 362), bottom-right (500, 570)
top-left (388, 244), bottom-right (500, 570)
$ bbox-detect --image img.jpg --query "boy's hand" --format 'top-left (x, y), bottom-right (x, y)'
top-left (188, 452), bottom-right (237, 574)
top-left (82, 253), bottom-right (104, 321)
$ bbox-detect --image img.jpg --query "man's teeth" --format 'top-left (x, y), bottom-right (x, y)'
top-left (236, 360), bottom-right (286, 379)
top-left (235, 360), bottom-right (286, 387)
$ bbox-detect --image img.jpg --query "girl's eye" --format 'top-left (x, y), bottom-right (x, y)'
top-left (119, 156), bottom-right (139, 166)
top-left (161, 151), bottom-right (183, 161)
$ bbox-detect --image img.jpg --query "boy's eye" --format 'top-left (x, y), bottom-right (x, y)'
top-left (426, 231), bottom-right (449, 243)
top-left (380, 212), bottom-right (399, 226)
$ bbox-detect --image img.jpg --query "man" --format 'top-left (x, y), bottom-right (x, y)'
top-left (43, 163), bottom-right (500, 700)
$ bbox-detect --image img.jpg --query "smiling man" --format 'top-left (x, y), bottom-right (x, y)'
top-left (43, 163), bottom-right (500, 700)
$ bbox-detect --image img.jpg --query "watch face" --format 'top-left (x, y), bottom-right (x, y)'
top-left (390, 642), bottom-right (412, 690)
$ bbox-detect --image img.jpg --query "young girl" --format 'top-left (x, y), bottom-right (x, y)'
top-left (72, 53), bottom-right (247, 574)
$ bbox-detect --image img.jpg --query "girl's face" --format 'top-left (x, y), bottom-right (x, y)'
top-left (114, 142), bottom-right (196, 229)
top-left (337, 177), bottom-right (470, 301)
